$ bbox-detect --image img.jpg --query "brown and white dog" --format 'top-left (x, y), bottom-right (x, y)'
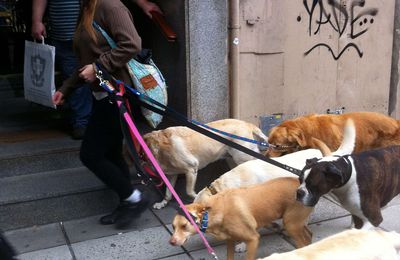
top-left (143, 119), bottom-right (268, 209)
top-left (170, 177), bottom-right (313, 260)
top-left (267, 111), bottom-right (400, 157)
top-left (296, 119), bottom-right (400, 229)
top-left (258, 229), bottom-right (400, 260)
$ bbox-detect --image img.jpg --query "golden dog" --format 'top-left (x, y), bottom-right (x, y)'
top-left (259, 229), bottom-right (400, 260)
top-left (170, 177), bottom-right (313, 260)
top-left (143, 119), bottom-right (267, 209)
top-left (267, 111), bottom-right (400, 157)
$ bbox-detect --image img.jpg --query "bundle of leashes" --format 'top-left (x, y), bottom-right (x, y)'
top-left (94, 65), bottom-right (219, 259)
top-left (94, 63), bottom-right (302, 260)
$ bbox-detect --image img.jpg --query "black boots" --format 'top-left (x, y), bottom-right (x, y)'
top-left (100, 196), bottom-right (150, 227)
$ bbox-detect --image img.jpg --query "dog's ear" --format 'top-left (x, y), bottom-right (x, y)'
top-left (292, 129), bottom-right (307, 147)
top-left (305, 157), bottom-right (319, 166)
top-left (327, 162), bottom-right (345, 183)
top-left (188, 203), bottom-right (206, 223)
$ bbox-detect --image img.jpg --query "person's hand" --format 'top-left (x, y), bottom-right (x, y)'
top-left (31, 21), bottom-right (46, 40)
top-left (53, 91), bottom-right (65, 105)
top-left (135, 0), bottom-right (162, 18)
top-left (79, 64), bottom-right (96, 83)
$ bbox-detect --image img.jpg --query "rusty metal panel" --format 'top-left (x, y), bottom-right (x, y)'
top-left (240, 0), bottom-right (285, 53)
top-left (238, 53), bottom-right (284, 124)
top-left (237, 0), bottom-right (395, 121)
top-left (335, 0), bottom-right (395, 113)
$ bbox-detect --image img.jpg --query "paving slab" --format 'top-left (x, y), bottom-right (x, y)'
top-left (380, 204), bottom-right (400, 232)
top-left (308, 197), bottom-right (349, 224)
top-left (308, 215), bottom-right (352, 242)
top-left (63, 209), bottom-right (161, 244)
top-left (181, 232), bottom-right (295, 260)
top-left (4, 222), bottom-right (66, 254)
top-left (17, 245), bottom-right (72, 260)
top-left (150, 202), bottom-right (180, 226)
top-left (71, 225), bottom-right (185, 260)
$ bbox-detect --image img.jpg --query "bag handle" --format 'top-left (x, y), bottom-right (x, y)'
top-left (33, 36), bottom-right (45, 44)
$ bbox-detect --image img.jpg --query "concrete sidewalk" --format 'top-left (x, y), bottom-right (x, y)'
top-left (5, 196), bottom-right (400, 260)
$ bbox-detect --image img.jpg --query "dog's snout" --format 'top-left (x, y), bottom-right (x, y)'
top-left (169, 237), bottom-right (177, 246)
top-left (296, 189), bottom-right (306, 200)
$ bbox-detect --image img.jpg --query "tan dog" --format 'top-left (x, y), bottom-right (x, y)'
top-left (267, 111), bottom-right (400, 157)
top-left (259, 229), bottom-right (400, 260)
top-left (143, 119), bottom-right (267, 209)
top-left (170, 177), bottom-right (313, 260)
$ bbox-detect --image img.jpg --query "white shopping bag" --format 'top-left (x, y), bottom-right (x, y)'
top-left (23, 39), bottom-right (56, 109)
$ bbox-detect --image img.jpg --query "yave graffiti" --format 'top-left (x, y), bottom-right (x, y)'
top-left (299, 0), bottom-right (378, 60)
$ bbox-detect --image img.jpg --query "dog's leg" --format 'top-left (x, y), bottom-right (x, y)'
top-left (185, 168), bottom-right (198, 198)
top-left (245, 237), bottom-right (260, 260)
top-left (226, 240), bottom-right (235, 260)
top-left (283, 208), bottom-right (313, 248)
top-left (284, 221), bottom-right (312, 248)
top-left (153, 175), bottom-right (178, 209)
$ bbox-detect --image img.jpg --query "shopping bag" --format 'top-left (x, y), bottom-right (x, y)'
top-left (93, 21), bottom-right (167, 128)
top-left (126, 54), bottom-right (168, 128)
top-left (23, 39), bottom-right (56, 109)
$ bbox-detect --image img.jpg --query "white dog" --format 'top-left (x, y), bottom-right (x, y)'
top-left (143, 119), bottom-right (268, 209)
top-left (195, 148), bottom-right (322, 202)
top-left (259, 229), bottom-right (400, 260)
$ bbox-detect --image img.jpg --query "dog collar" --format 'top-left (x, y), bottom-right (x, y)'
top-left (208, 185), bottom-right (218, 195)
top-left (335, 155), bottom-right (352, 188)
top-left (269, 144), bottom-right (300, 151)
top-left (177, 208), bottom-right (208, 233)
top-left (200, 211), bottom-right (209, 233)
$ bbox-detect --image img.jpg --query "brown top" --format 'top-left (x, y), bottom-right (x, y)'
top-left (59, 0), bottom-right (141, 97)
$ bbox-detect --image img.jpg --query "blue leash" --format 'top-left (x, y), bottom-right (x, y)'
top-left (111, 78), bottom-right (269, 148)
top-left (94, 63), bottom-right (302, 176)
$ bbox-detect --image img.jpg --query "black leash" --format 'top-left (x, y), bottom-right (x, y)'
top-left (122, 87), bottom-right (301, 176)
top-left (95, 64), bottom-right (302, 176)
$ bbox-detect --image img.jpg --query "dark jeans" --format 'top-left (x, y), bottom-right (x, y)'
top-left (52, 39), bottom-right (92, 129)
top-left (80, 97), bottom-right (133, 200)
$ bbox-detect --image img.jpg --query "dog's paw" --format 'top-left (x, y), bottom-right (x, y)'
top-left (234, 242), bottom-right (247, 253)
top-left (153, 200), bottom-right (168, 209)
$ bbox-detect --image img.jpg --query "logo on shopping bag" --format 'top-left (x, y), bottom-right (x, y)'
top-left (31, 55), bottom-right (46, 87)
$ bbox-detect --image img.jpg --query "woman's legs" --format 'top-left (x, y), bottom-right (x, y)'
top-left (80, 98), bottom-right (133, 200)
top-left (80, 97), bottom-right (148, 226)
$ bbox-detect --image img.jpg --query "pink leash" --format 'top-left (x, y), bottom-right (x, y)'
top-left (115, 93), bottom-right (219, 259)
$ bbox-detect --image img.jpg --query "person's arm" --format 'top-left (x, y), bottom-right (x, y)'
top-left (131, 0), bottom-right (162, 18)
top-left (96, 6), bottom-right (142, 74)
top-left (31, 0), bottom-right (48, 40)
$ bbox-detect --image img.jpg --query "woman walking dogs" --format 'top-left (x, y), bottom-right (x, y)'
top-left (52, 0), bottom-right (159, 227)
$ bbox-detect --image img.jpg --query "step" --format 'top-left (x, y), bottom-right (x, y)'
top-left (0, 166), bottom-right (119, 231)
top-left (0, 97), bottom-right (68, 133)
top-left (0, 136), bottom-right (82, 178)
top-left (0, 189), bottom-right (118, 231)
top-left (0, 167), bottom-right (105, 205)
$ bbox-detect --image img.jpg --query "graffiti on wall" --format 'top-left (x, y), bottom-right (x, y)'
top-left (299, 0), bottom-right (378, 60)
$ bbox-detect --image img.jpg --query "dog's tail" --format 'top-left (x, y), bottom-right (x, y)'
top-left (333, 119), bottom-right (356, 156)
